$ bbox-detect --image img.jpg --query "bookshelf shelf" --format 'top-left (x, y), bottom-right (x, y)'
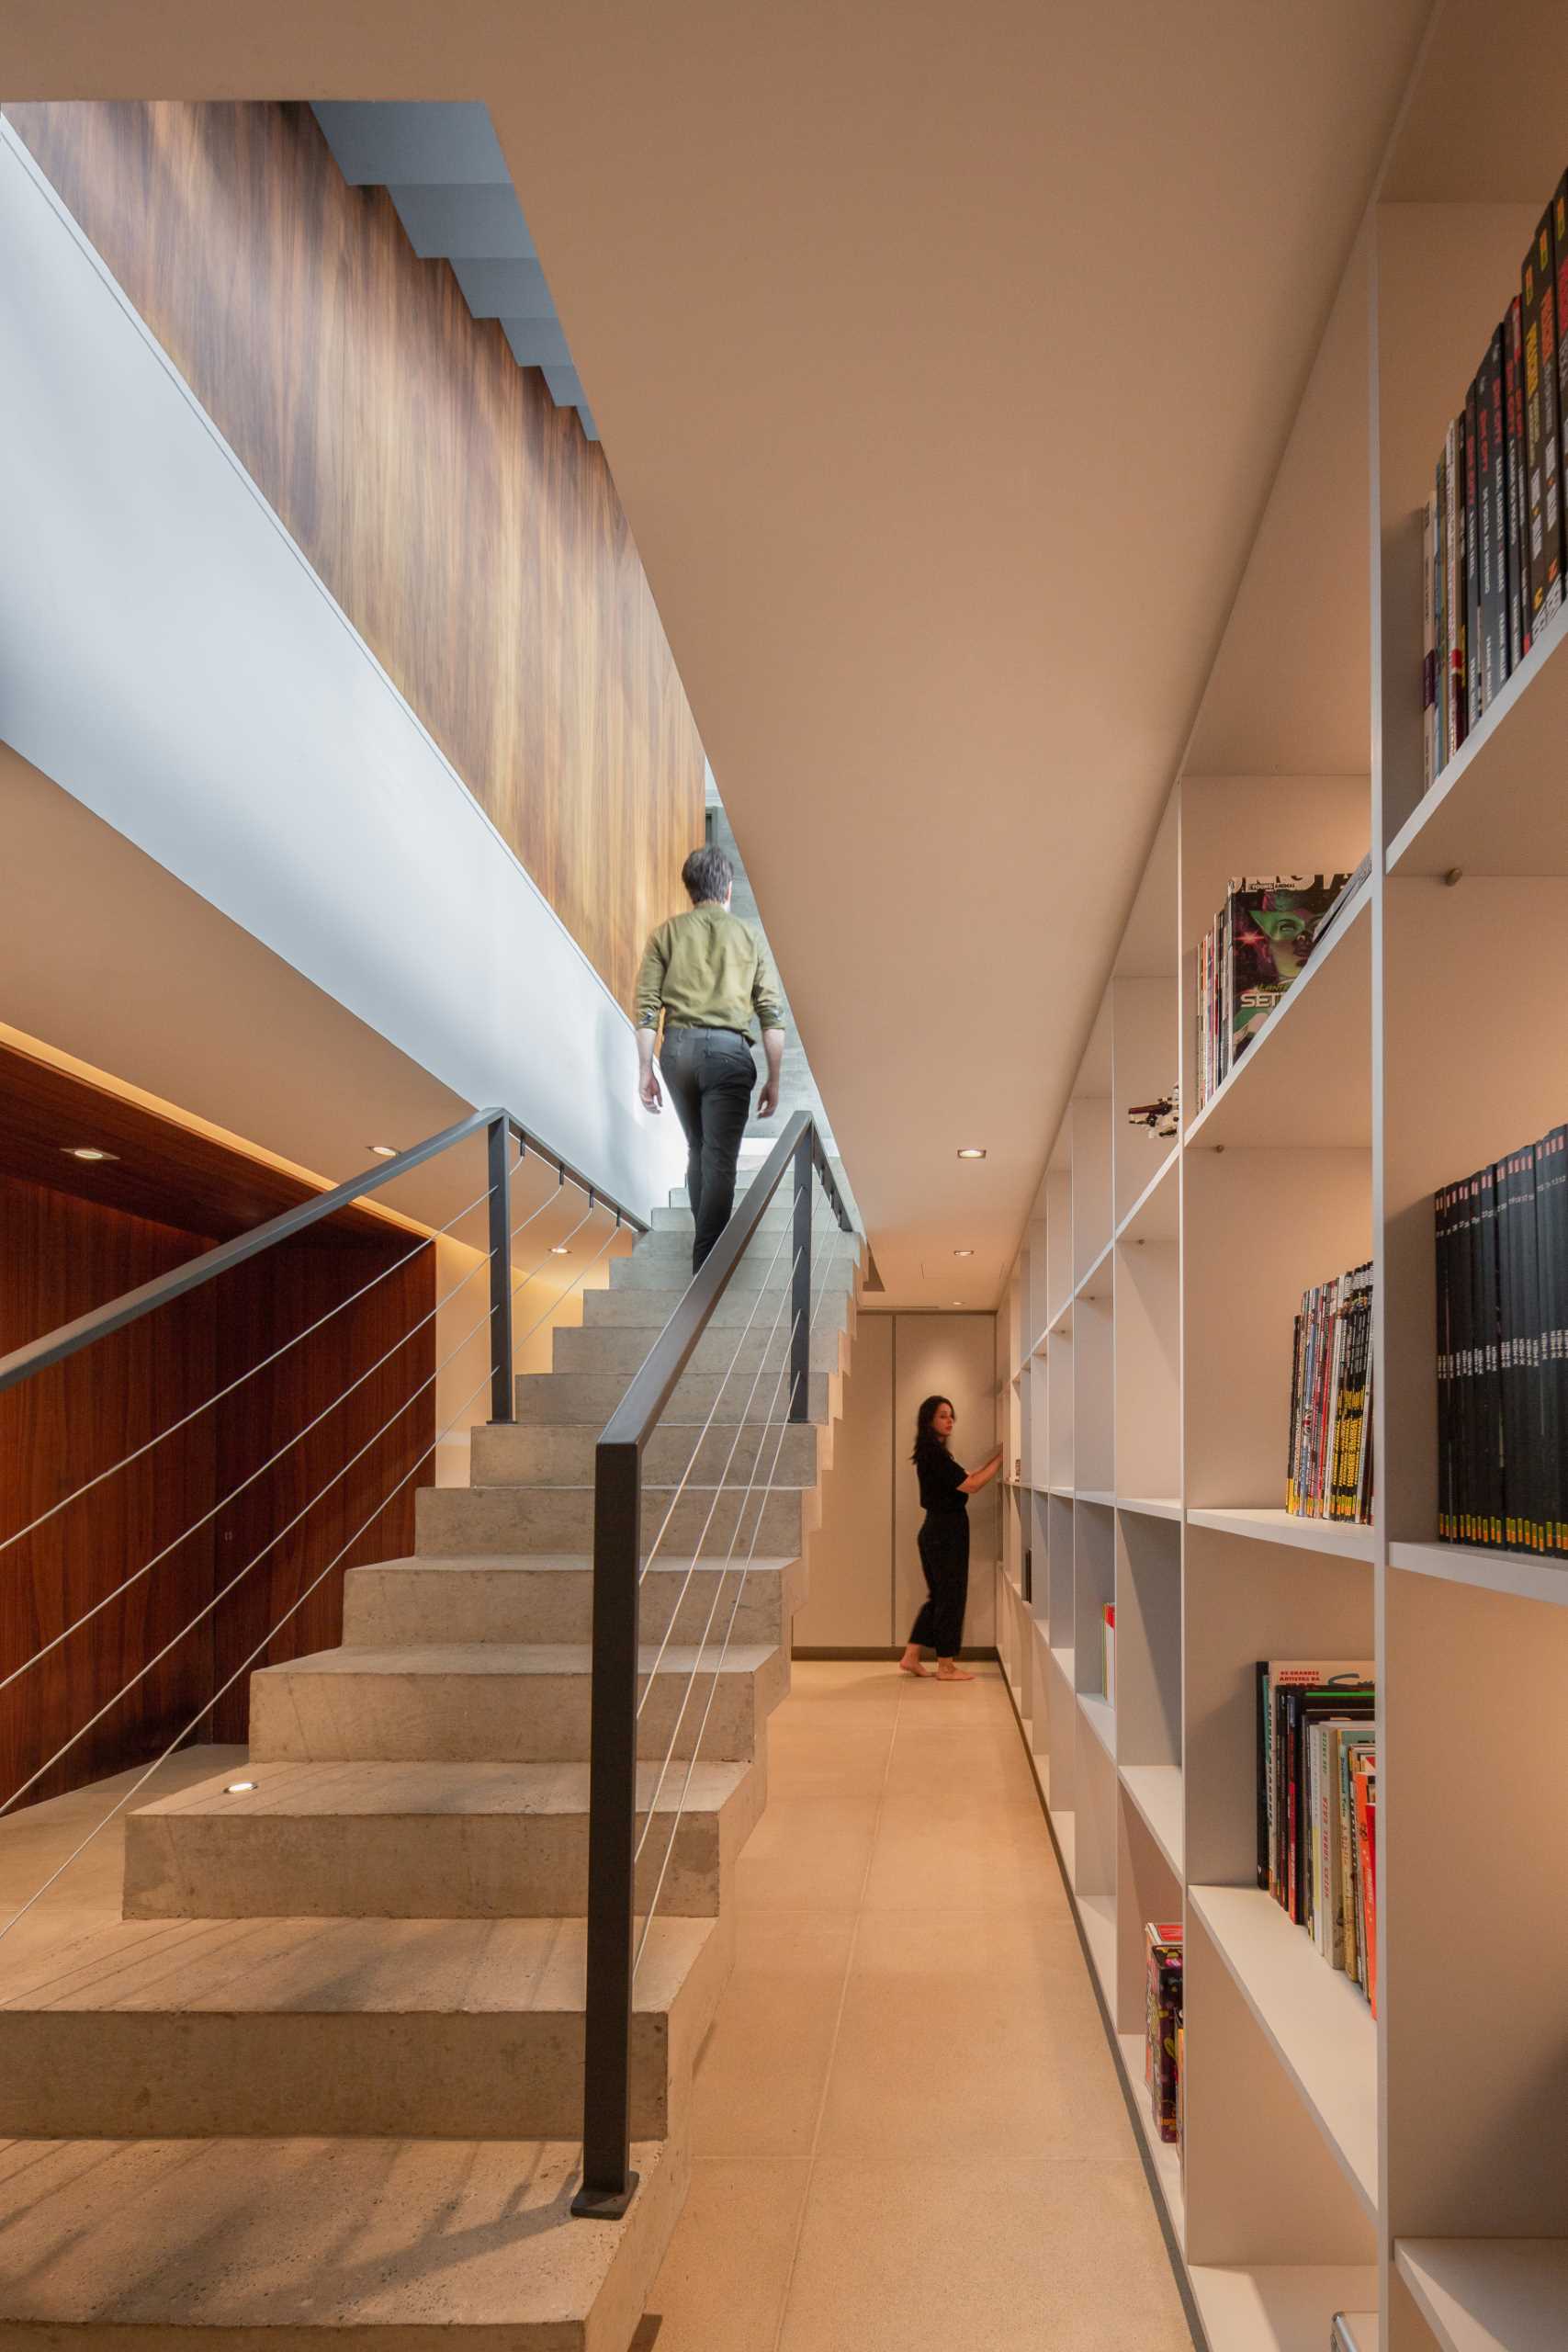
top-left (1116, 2030), bottom-right (1185, 2234)
top-left (1187, 2267), bottom-right (1379, 2352)
top-left (1393, 2237), bottom-right (1568, 2352)
top-left (1386, 593), bottom-right (1568, 881)
top-left (1185, 887), bottom-right (1371, 1154)
top-left (993, 41), bottom-right (1568, 2332)
top-left (1389, 1538), bottom-right (1568, 1611)
top-left (1119, 1763), bottom-right (1183, 1878)
top-left (1114, 1495), bottom-right (1182, 1521)
top-left (1190, 1885), bottom-right (1378, 2219)
top-left (1186, 1506), bottom-right (1375, 1561)
top-left (1077, 1690), bottom-right (1114, 1758)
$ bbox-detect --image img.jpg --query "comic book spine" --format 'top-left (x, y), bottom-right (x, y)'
top-left (1444, 417), bottom-right (1466, 755)
top-left (1481, 326), bottom-right (1508, 707)
top-left (1464, 377), bottom-right (1482, 729)
top-left (1505, 294), bottom-right (1527, 669)
top-left (1422, 488), bottom-right (1437, 789)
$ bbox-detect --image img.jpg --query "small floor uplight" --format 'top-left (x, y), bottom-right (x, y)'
top-left (368, 1144), bottom-right (399, 1159)
top-left (956, 1147), bottom-right (987, 1159)
top-left (224, 1780), bottom-right (257, 1794)
top-left (62, 1146), bottom-right (118, 1163)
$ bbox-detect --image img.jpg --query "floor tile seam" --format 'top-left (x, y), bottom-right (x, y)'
top-left (765, 1676), bottom-right (902, 2352)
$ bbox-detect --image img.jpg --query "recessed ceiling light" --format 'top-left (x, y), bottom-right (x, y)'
top-left (550, 1245), bottom-right (570, 1255)
top-left (62, 1146), bottom-right (118, 1163)
top-left (953, 1248), bottom-right (974, 1257)
top-left (368, 1144), bottom-right (399, 1159)
top-left (956, 1148), bottom-right (987, 1160)
top-left (224, 1780), bottom-right (256, 1794)
top-left (952, 1299), bottom-right (964, 1306)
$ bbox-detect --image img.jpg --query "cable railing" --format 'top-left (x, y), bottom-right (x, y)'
top-left (573, 1110), bottom-right (854, 2219)
top-left (0, 1104), bottom-right (647, 1887)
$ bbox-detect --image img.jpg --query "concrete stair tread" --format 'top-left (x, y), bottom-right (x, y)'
top-left (133, 1756), bottom-right (753, 1824)
top-left (352, 1553), bottom-right (798, 1578)
top-left (260, 1642), bottom-right (777, 1679)
top-left (0, 2132), bottom-right (673, 2335)
top-left (0, 1911), bottom-right (712, 2019)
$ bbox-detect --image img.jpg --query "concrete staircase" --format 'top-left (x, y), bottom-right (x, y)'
top-left (0, 1178), bottom-right (861, 2347)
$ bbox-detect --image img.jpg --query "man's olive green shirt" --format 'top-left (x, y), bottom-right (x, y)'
top-left (634, 905), bottom-right (786, 1044)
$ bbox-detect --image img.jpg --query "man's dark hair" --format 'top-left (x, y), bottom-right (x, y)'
top-left (682, 845), bottom-right (734, 905)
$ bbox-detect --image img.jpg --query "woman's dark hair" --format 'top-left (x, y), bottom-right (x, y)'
top-left (682, 845), bottom-right (735, 904)
top-left (910, 1395), bottom-right (953, 1464)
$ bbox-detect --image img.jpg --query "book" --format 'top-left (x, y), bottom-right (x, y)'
top-left (1195, 876), bottom-right (1352, 1107)
top-left (1435, 445), bottom-right (1449, 774)
top-left (1145, 1922), bottom-right (1183, 2144)
top-left (1464, 373), bottom-right (1482, 729)
top-left (1523, 207), bottom-right (1564, 639)
top-left (1101, 1600), bottom-right (1115, 1704)
top-left (1478, 325), bottom-right (1509, 709)
top-left (1444, 415), bottom-right (1466, 755)
top-left (1257, 1660), bottom-right (1373, 1907)
top-left (1354, 1761), bottom-right (1378, 2017)
top-left (1506, 293), bottom-right (1527, 673)
top-left (1286, 1262), bottom-right (1372, 1523)
top-left (1421, 489), bottom-right (1437, 787)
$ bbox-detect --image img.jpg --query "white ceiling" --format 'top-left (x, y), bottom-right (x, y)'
top-left (6, 0), bottom-right (1437, 1306)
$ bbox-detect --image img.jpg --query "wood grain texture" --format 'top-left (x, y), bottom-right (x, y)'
top-left (3, 98), bottom-right (705, 1009)
top-left (0, 1177), bottom-right (433, 1806)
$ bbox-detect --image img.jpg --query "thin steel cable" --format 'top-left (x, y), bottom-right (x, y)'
top-left (0, 1282), bottom-right (500, 1813)
top-left (509, 1197), bottom-right (601, 1308)
top-left (637, 1218), bottom-right (795, 1584)
top-left (0, 1228), bottom-right (507, 1702)
top-left (634, 1231), bottom-right (840, 1953)
top-left (0, 1166), bottom-right (510, 1560)
top-left (633, 1222), bottom-right (836, 1852)
top-left (0, 1351), bottom-right (505, 1945)
top-left (636, 1240), bottom-right (803, 1704)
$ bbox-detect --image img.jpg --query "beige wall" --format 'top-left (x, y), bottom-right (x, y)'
top-left (795, 1312), bottom-right (998, 1652)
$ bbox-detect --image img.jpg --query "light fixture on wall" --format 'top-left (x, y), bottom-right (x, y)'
top-left (61, 1146), bottom-right (118, 1163)
top-left (368, 1144), bottom-right (399, 1159)
top-left (956, 1147), bottom-right (987, 1159)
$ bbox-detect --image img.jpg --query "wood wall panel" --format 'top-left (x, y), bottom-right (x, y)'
top-left (0, 1178), bottom-right (433, 1804)
top-left (3, 99), bottom-right (705, 1010)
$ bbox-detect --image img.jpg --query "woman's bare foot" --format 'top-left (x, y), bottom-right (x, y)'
top-left (898, 1646), bottom-right (931, 1678)
top-left (935, 1660), bottom-right (976, 1681)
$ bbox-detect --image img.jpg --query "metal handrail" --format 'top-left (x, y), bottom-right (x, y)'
top-left (0, 1104), bottom-right (648, 1406)
top-left (573, 1110), bottom-right (854, 2218)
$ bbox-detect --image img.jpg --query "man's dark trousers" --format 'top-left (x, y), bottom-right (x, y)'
top-left (660, 1026), bottom-right (757, 1272)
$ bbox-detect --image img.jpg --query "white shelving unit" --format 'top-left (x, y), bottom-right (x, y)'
top-left (995, 15), bottom-right (1568, 2344)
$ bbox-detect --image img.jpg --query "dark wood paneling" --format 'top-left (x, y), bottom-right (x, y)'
top-left (0, 1037), bottom-right (408, 1245)
top-left (0, 1181), bottom-right (434, 1805)
top-left (4, 99), bottom-right (705, 1009)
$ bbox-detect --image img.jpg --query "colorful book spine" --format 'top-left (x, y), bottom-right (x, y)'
top-left (1145, 1923), bottom-right (1183, 2144)
top-left (1444, 416), bottom-right (1466, 755)
top-left (1464, 375), bottom-right (1482, 729)
top-left (1505, 293), bottom-right (1527, 671)
top-left (1523, 209), bottom-right (1564, 639)
top-left (1421, 488), bottom-right (1437, 788)
top-left (1479, 325), bottom-right (1508, 709)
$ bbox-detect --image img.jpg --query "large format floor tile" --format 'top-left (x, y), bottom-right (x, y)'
top-left (642, 1660), bottom-right (1194, 2351)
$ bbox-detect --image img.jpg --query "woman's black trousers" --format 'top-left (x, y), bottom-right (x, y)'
top-left (909, 1510), bottom-right (969, 1657)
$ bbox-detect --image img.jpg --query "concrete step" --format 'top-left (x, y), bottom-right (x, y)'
top-left (516, 1366), bottom-right (833, 1426)
top-left (611, 1246), bottom-right (857, 1292)
top-left (472, 1419), bottom-right (821, 1488)
top-left (552, 1319), bottom-right (840, 1380)
top-left (0, 1912), bottom-right (725, 2142)
top-left (581, 1281), bottom-right (851, 1331)
top-left (124, 1756), bottom-right (765, 1922)
top-left (249, 1642), bottom-right (789, 1765)
top-left (415, 1481), bottom-right (812, 1559)
top-left (0, 2132), bottom-right (681, 2346)
top-left (344, 1553), bottom-right (807, 1648)
top-left (628, 1227), bottom-right (860, 1272)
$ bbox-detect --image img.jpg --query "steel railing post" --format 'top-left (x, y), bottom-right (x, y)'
top-left (790, 1135), bottom-right (812, 1423)
top-left (488, 1115), bottom-right (515, 1424)
top-left (572, 1434), bottom-right (642, 2217)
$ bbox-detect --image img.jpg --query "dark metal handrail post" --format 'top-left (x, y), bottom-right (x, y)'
top-left (790, 1134), bottom-right (812, 1423)
top-left (487, 1115), bottom-right (515, 1425)
top-left (571, 1436), bottom-right (643, 2217)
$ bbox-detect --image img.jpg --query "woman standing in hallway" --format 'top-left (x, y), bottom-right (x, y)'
top-left (899, 1396), bottom-right (1002, 1681)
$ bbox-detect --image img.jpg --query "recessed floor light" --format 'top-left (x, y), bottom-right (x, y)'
top-left (62, 1146), bottom-right (118, 1163)
top-left (956, 1148), bottom-right (987, 1160)
top-left (224, 1780), bottom-right (256, 1794)
top-left (368, 1144), bottom-right (399, 1159)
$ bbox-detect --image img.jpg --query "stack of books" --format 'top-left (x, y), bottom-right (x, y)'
top-left (1195, 875), bottom-right (1351, 1108)
top-left (1436, 1124), bottom-right (1568, 1552)
top-left (1145, 1921), bottom-right (1183, 2145)
top-left (1256, 1659), bottom-right (1378, 2013)
top-left (1286, 1262), bottom-right (1374, 1525)
top-left (1101, 1601), bottom-right (1115, 1703)
top-left (1422, 169), bottom-right (1568, 788)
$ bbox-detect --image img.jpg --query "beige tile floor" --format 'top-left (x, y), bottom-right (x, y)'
top-left (643, 1659), bottom-right (1197, 2352)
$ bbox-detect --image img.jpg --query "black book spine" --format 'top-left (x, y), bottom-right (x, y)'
top-left (1457, 1175), bottom-right (1476, 1544)
top-left (1256, 1663), bottom-right (1270, 1892)
top-left (1543, 196), bottom-right (1567, 629)
top-left (1481, 327), bottom-right (1508, 707)
top-left (1506, 295), bottom-right (1527, 673)
top-left (1464, 377), bottom-right (1483, 730)
top-left (1481, 1162), bottom-right (1504, 1546)
top-left (1496, 1148), bottom-right (1519, 1549)
top-left (1519, 1143), bottom-right (1542, 1555)
top-left (1545, 1127), bottom-right (1568, 1559)
top-left (1556, 174), bottom-right (1568, 598)
top-left (1435, 1182), bottom-right (1451, 1541)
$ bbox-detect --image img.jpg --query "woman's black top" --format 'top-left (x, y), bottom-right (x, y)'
top-left (916, 1441), bottom-right (968, 1515)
